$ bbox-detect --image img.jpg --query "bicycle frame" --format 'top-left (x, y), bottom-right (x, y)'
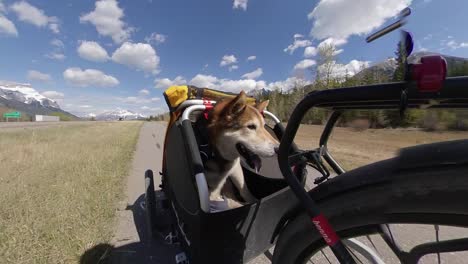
top-left (277, 76), bottom-right (468, 263)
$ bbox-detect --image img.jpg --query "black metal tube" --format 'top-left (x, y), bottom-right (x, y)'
top-left (273, 123), bottom-right (299, 153)
top-left (181, 119), bottom-right (205, 174)
top-left (319, 111), bottom-right (342, 147)
top-left (366, 20), bottom-right (406, 43)
top-left (319, 112), bottom-right (346, 175)
top-left (278, 93), bottom-right (356, 263)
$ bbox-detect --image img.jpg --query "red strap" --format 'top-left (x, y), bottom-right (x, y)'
top-left (311, 214), bottom-right (340, 246)
top-left (202, 100), bottom-right (213, 119)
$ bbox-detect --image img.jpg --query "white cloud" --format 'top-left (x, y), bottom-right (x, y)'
top-left (151, 97), bottom-right (160, 102)
top-left (46, 38), bottom-right (65, 60)
top-left (0, 2), bottom-right (5, 12)
top-left (79, 105), bottom-right (92, 108)
top-left (304, 46), bottom-right (317, 57)
top-left (138, 89), bottom-right (150, 96)
top-left (78, 41), bottom-right (109, 62)
top-left (27, 70), bottom-right (51, 82)
top-left (0, 15), bottom-right (18, 36)
top-left (63, 67), bottom-right (119, 87)
top-left (220, 54), bottom-right (238, 67)
top-left (423, 34), bottom-right (433, 41)
top-left (308, 0), bottom-right (411, 40)
top-left (45, 52), bottom-right (65, 60)
top-left (317, 37), bottom-right (347, 49)
top-left (49, 22), bottom-right (59, 33)
top-left (229, 65), bottom-right (239, 71)
top-left (294, 34), bottom-right (304, 39)
top-left (294, 59), bottom-right (316, 70)
top-left (111, 42), bottom-right (160, 74)
top-left (10, 1), bottom-right (59, 33)
top-left (154, 76), bottom-right (186, 89)
top-left (154, 73), bottom-right (313, 94)
top-left (247, 55), bottom-right (256, 61)
top-left (145, 32), bottom-right (166, 45)
top-left (80, 0), bottom-right (132, 44)
top-left (318, 60), bottom-right (370, 79)
top-left (42, 91), bottom-right (64, 100)
top-left (268, 77), bottom-right (308, 92)
top-left (119, 96), bottom-right (151, 104)
top-left (189, 74), bottom-right (265, 93)
top-left (446, 40), bottom-right (468, 50)
top-left (51, 39), bottom-right (64, 48)
top-left (284, 38), bottom-right (312, 54)
top-left (189, 74), bottom-right (218, 88)
top-left (233, 0), bottom-right (248, 10)
top-left (242, 68), bottom-right (263, 79)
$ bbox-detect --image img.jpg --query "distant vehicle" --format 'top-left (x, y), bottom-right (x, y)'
top-left (35, 115), bottom-right (59, 122)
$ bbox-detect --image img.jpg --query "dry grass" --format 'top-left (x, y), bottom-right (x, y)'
top-left (295, 124), bottom-right (468, 170)
top-left (0, 122), bottom-right (142, 264)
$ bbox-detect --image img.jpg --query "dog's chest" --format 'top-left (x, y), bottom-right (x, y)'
top-left (204, 158), bottom-right (241, 186)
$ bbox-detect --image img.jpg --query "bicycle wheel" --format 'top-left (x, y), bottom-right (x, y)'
top-left (273, 159), bottom-right (468, 264)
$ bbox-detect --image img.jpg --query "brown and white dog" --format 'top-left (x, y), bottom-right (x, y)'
top-left (204, 91), bottom-right (279, 209)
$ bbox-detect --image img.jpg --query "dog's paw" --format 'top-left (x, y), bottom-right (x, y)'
top-left (226, 198), bottom-right (245, 209)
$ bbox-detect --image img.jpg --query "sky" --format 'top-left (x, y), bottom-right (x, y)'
top-left (1, 0), bottom-right (467, 116)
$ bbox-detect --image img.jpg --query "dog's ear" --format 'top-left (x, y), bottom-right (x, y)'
top-left (256, 100), bottom-right (269, 112)
top-left (226, 91), bottom-right (247, 118)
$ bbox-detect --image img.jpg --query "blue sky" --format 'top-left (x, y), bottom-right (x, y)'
top-left (0, 0), bottom-right (467, 116)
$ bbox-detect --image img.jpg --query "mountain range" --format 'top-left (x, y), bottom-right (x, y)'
top-left (0, 81), bottom-right (77, 120)
top-left (94, 109), bottom-right (147, 121)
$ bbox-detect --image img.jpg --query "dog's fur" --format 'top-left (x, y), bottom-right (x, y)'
top-left (204, 91), bottom-right (279, 208)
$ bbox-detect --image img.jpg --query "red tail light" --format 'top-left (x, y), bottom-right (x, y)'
top-left (411, 55), bottom-right (447, 92)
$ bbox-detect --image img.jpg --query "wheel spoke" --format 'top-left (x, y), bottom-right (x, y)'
top-left (434, 225), bottom-right (441, 264)
top-left (366, 235), bottom-right (379, 254)
top-left (346, 245), bottom-right (364, 264)
top-left (320, 249), bottom-right (333, 264)
top-left (379, 224), bottom-right (408, 262)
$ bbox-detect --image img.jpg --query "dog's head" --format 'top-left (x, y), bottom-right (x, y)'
top-left (207, 91), bottom-right (279, 170)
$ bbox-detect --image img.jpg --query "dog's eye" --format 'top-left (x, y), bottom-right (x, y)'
top-left (247, 124), bottom-right (257, 130)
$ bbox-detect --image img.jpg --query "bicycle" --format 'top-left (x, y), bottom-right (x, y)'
top-left (145, 11), bottom-right (468, 263)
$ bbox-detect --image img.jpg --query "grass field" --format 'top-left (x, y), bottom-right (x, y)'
top-left (0, 122), bottom-right (142, 264)
top-left (295, 125), bottom-right (468, 170)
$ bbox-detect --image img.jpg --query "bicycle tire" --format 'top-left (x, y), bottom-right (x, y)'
top-left (273, 159), bottom-right (468, 264)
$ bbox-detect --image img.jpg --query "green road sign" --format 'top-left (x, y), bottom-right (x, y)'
top-left (3, 111), bottom-right (21, 118)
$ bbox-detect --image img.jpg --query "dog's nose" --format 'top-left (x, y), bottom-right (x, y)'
top-left (274, 147), bottom-right (279, 154)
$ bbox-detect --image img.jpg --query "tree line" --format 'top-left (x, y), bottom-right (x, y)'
top-left (257, 41), bottom-right (468, 131)
top-left (151, 42), bottom-right (468, 131)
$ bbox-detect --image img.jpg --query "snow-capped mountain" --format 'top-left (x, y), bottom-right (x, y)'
top-left (95, 109), bottom-right (147, 120)
top-left (0, 81), bottom-right (60, 108)
top-left (0, 81), bottom-right (77, 119)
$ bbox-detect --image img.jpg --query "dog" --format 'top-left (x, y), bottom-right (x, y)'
top-left (204, 91), bottom-right (279, 209)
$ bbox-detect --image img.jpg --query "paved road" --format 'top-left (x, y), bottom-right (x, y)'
top-left (110, 122), bottom-right (468, 264)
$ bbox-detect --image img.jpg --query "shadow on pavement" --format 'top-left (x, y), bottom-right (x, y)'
top-left (80, 195), bottom-right (179, 264)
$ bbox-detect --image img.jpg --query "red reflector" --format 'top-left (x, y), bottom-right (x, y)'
top-left (412, 55), bottom-right (447, 92)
